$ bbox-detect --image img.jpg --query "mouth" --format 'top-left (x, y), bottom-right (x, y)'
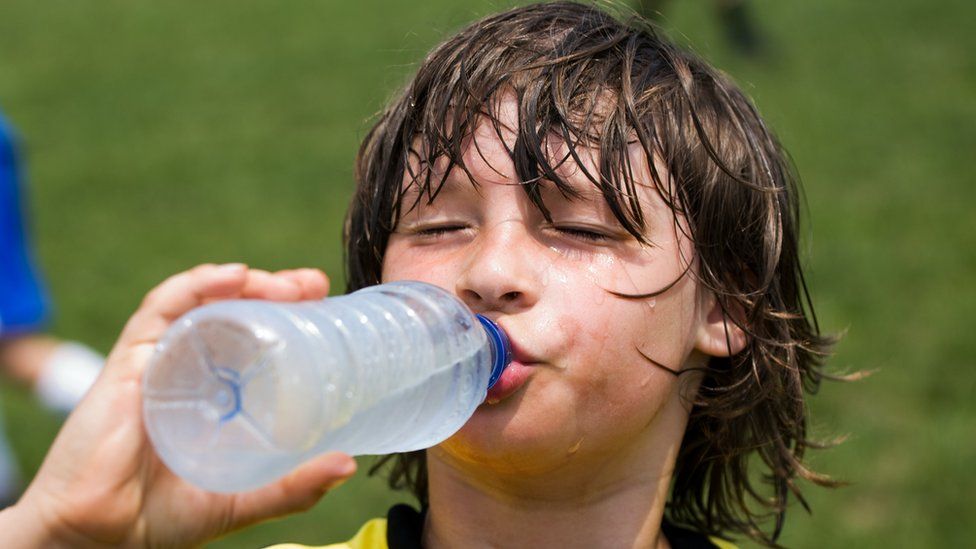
top-left (484, 359), bottom-right (535, 404)
top-left (483, 326), bottom-right (543, 404)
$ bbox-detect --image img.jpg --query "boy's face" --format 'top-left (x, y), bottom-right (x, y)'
top-left (382, 95), bottom-right (727, 482)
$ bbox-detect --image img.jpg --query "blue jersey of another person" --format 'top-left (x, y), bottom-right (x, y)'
top-left (0, 110), bottom-right (51, 336)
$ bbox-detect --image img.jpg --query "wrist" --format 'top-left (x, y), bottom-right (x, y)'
top-left (0, 495), bottom-right (112, 549)
top-left (0, 500), bottom-right (62, 548)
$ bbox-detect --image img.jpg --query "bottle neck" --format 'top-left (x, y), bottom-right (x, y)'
top-left (476, 315), bottom-right (512, 389)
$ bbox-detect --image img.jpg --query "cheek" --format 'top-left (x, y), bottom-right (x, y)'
top-left (561, 291), bottom-right (689, 422)
top-left (381, 242), bottom-right (453, 284)
top-left (559, 348), bottom-right (677, 454)
top-left (558, 299), bottom-right (652, 394)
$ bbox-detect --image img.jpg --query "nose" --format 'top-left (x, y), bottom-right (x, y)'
top-left (455, 221), bottom-right (541, 314)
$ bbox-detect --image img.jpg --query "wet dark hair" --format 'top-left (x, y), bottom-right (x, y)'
top-left (344, 1), bottom-right (839, 545)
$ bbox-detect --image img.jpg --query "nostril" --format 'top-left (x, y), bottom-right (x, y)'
top-left (501, 291), bottom-right (520, 302)
top-left (461, 289), bottom-right (483, 303)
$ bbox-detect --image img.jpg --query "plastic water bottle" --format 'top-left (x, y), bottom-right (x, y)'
top-left (142, 281), bottom-right (511, 493)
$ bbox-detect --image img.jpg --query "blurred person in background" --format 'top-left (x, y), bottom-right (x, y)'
top-left (636, 0), bottom-right (765, 57)
top-left (0, 108), bottom-right (103, 506)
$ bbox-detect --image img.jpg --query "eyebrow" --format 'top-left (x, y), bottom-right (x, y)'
top-left (398, 168), bottom-right (478, 217)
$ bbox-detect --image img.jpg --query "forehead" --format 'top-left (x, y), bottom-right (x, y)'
top-left (395, 92), bottom-right (680, 240)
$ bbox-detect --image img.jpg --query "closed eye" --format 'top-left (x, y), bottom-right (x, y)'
top-left (553, 226), bottom-right (611, 243)
top-left (412, 224), bottom-right (470, 239)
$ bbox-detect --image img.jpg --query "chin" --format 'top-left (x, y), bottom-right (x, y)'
top-left (437, 406), bottom-right (582, 474)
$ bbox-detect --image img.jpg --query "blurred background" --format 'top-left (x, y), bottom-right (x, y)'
top-left (0, 0), bottom-right (972, 546)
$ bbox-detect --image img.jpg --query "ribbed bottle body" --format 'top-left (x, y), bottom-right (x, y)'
top-left (143, 281), bottom-right (495, 493)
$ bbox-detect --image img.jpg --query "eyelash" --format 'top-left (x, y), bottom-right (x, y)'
top-left (409, 224), bottom-right (610, 243)
top-left (413, 224), bottom-right (468, 238)
top-left (552, 226), bottom-right (610, 242)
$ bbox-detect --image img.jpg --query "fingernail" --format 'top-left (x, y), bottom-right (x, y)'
top-left (218, 263), bottom-right (246, 272)
top-left (324, 458), bottom-right (357, 491)
top-left (336, 457), bottom-right (357, 477)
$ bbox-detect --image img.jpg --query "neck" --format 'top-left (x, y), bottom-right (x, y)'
top-left (424, 467), bottom-right (673, 549)
top-left (422, 407), bottom-right (689, 548)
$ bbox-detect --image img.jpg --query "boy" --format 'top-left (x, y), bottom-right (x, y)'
top-left (0, 2), bottom-right (835, 547)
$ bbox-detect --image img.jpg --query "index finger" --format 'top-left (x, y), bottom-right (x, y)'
top-left (116, 263), bottom-right (250, 349)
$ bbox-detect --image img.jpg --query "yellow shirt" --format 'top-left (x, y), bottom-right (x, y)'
top-left (267, 519), bottom-right (388, 549)
top-left (266, 515), bottom-right (737, 549)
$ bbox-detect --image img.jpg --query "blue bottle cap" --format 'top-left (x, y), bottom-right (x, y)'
top-left (476, 315), bottom-right (512, 389)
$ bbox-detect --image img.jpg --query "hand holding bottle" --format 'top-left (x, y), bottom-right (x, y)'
top-left (0, 264), bottom-right (357, 547)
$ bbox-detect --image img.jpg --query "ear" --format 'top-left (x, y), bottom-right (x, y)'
top-left (695, 291), bottom-right (748, 357)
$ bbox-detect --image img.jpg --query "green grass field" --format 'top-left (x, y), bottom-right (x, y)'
top-left (1, 1), bottom-right (972, 546)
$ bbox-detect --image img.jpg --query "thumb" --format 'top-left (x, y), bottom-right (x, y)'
top-left (228, 452), bottom-right (357, 529)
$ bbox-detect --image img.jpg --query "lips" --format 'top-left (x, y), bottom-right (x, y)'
top-left (484, 359), bottom-right (534, 404)
top-left (482, 325), bottom-right (542, 404)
